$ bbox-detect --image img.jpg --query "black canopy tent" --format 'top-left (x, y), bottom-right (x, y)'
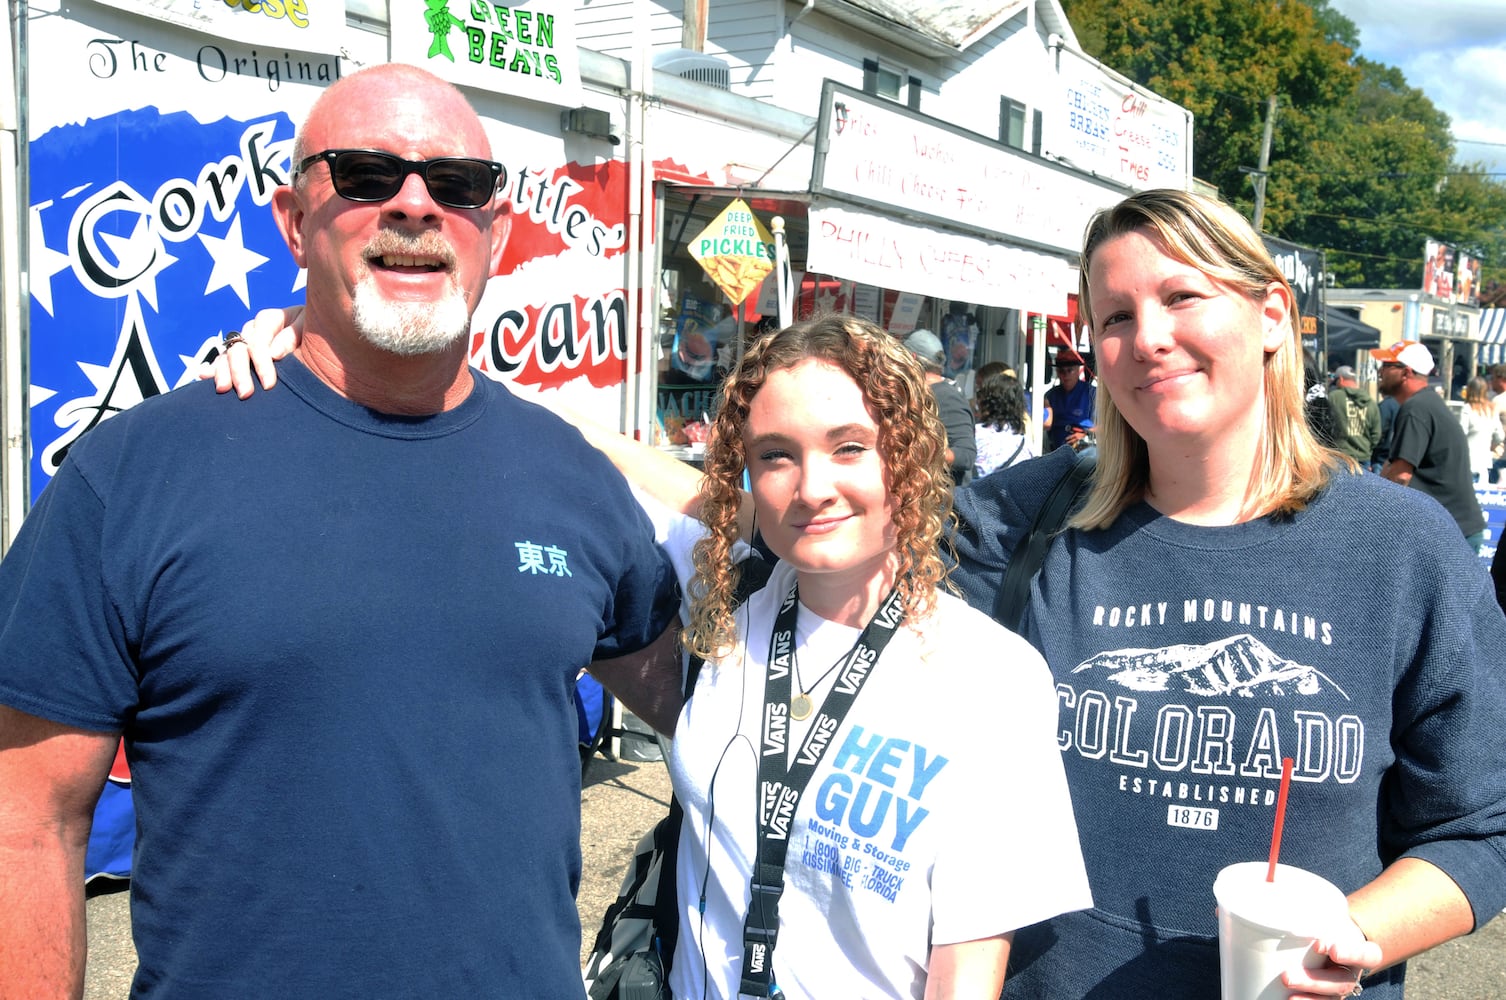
top-left (1321, 307), bottom-right (1382, 357)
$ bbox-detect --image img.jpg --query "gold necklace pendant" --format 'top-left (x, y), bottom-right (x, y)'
top-left (790, 693), bottom-right (814, 721)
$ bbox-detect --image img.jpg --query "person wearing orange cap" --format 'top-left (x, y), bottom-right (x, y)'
top-left (1373, 340), bottom-right (1486, 550)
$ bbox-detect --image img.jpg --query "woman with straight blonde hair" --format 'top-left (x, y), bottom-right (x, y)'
top-left (949, 188), bottom-right (1506, 1000)
top-left (1458, 374), bottom-right (1500, 482)
top-left (652, 315), bottom-right (1088, 999)
top-left (1067, 190), bottom-right (1350, 532)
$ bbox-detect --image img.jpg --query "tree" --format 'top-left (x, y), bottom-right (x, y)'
top-left (1059, 0), bottom-right (1506, 290)
top-left (1303, 0), bottom-right (1359, 49)
top-left (1059, 0), bottom-right (1358, 220)
top-left (1280, 58), bottom-right (1466, 288)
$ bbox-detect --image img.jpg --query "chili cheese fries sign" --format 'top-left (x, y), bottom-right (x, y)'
top-left (689, 199), bottom-right (776, 306)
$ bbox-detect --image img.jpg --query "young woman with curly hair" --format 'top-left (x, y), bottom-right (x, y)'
top-left (682, 315), bottom-right (954, 660)
top-left (619, 314), bottom-right (1087, 999)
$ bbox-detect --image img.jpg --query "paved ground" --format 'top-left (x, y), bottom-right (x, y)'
top-left (85, 754), bottom-right (1506, 997)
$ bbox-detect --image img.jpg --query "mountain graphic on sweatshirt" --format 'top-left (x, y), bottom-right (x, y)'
top-left (1070, 634), bottom-right (1349, 700)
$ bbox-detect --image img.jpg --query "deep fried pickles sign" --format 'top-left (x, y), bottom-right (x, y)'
top-left (690, 199), bottom-right (776, 306)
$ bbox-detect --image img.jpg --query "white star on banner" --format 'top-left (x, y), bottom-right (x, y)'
top-left (199, 215), bottom-right (270, 307)
top-left (28, 202), bottom-right (74, 317)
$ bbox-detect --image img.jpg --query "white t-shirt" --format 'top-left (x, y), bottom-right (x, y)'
top-left (1458, 405), bottom-right (1498, 478)
top-left (651, 532), bottom-right (1090, 1000)
top-left (975, 423), bottom-right (1036, 478)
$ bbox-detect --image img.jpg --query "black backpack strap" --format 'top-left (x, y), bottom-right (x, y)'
top-left (649, 552), bottom-right (774, 969)
top-left (993, 451), bottom-right (1095, 633)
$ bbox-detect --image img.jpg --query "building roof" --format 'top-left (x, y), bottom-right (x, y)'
top-left (819, 0), bottom-right (1078, 54)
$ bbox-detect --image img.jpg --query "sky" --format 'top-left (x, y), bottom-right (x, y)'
top-left (1328, 0), bottom-right (1506, 176)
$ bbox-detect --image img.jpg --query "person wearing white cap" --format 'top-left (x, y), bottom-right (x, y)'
top-left (1373, 339), bottom-right (1486, 549)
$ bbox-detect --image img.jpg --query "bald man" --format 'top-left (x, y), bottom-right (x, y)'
top-left (0, 64), bottom-right (681, 998)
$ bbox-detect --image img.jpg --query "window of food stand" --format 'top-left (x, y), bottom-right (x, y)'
top-left (654, 186), bottom-right (1047, 447)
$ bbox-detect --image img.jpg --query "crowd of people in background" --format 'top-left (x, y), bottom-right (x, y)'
top-left (902, 305), bottom-right (1506, 564)
top-left (1290, 339), bottom-right (1496, 555)
top-left (1317, 351), bottom-right (1506, 492)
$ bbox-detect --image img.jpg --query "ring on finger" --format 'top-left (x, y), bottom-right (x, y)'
top-left (221, 332), bottom-right (245, 351)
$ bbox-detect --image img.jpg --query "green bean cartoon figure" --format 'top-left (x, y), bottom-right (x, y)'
top-left (424, 0), bottom-right (463, 60)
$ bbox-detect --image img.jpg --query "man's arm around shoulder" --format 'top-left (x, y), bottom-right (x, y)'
top-left (0, 706), bottom-right (118, 1000)
top-left (589, 624), bottom-right (683, 736)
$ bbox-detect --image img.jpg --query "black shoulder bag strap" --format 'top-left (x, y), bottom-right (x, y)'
top-left (1003, 436), bottom-right (1027, 468)
top-left (993, 450), bottom-right (1096, 634)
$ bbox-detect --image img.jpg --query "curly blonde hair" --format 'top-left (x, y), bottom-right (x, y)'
top-left (1072, 189), bottom-right (1350, 530)
top-left (683, 315), bottom-right (953, 660)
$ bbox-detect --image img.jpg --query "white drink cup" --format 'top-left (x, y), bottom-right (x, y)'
top-left (1212, 861), bottom-right (1351, 1000)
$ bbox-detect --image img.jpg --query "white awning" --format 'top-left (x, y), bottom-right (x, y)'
top-left (1480, 308), bottom-right (1506, 366)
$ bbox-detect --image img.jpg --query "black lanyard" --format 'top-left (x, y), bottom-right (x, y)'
top-left (739, 581), bottom-right (906, 998)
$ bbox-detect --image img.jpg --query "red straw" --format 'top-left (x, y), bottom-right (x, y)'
top-left (1266, 757), bottom-right (1294, 882)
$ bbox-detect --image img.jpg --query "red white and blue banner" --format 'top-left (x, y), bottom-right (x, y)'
top-left (27, 0), bottom-right (643, 506)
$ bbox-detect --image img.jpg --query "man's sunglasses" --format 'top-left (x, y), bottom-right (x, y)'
top-left (294, 149), bottom-right (504, 210)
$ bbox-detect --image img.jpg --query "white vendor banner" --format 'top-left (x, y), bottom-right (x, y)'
top-left (807, 202), bottom-right (1072, 316)
top-left (104, 0), bottom-right (347, 54)
top-left (389, 0), bottom-right (583, 108)
top-left (1044, 46), bottom-right (1192, 191)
